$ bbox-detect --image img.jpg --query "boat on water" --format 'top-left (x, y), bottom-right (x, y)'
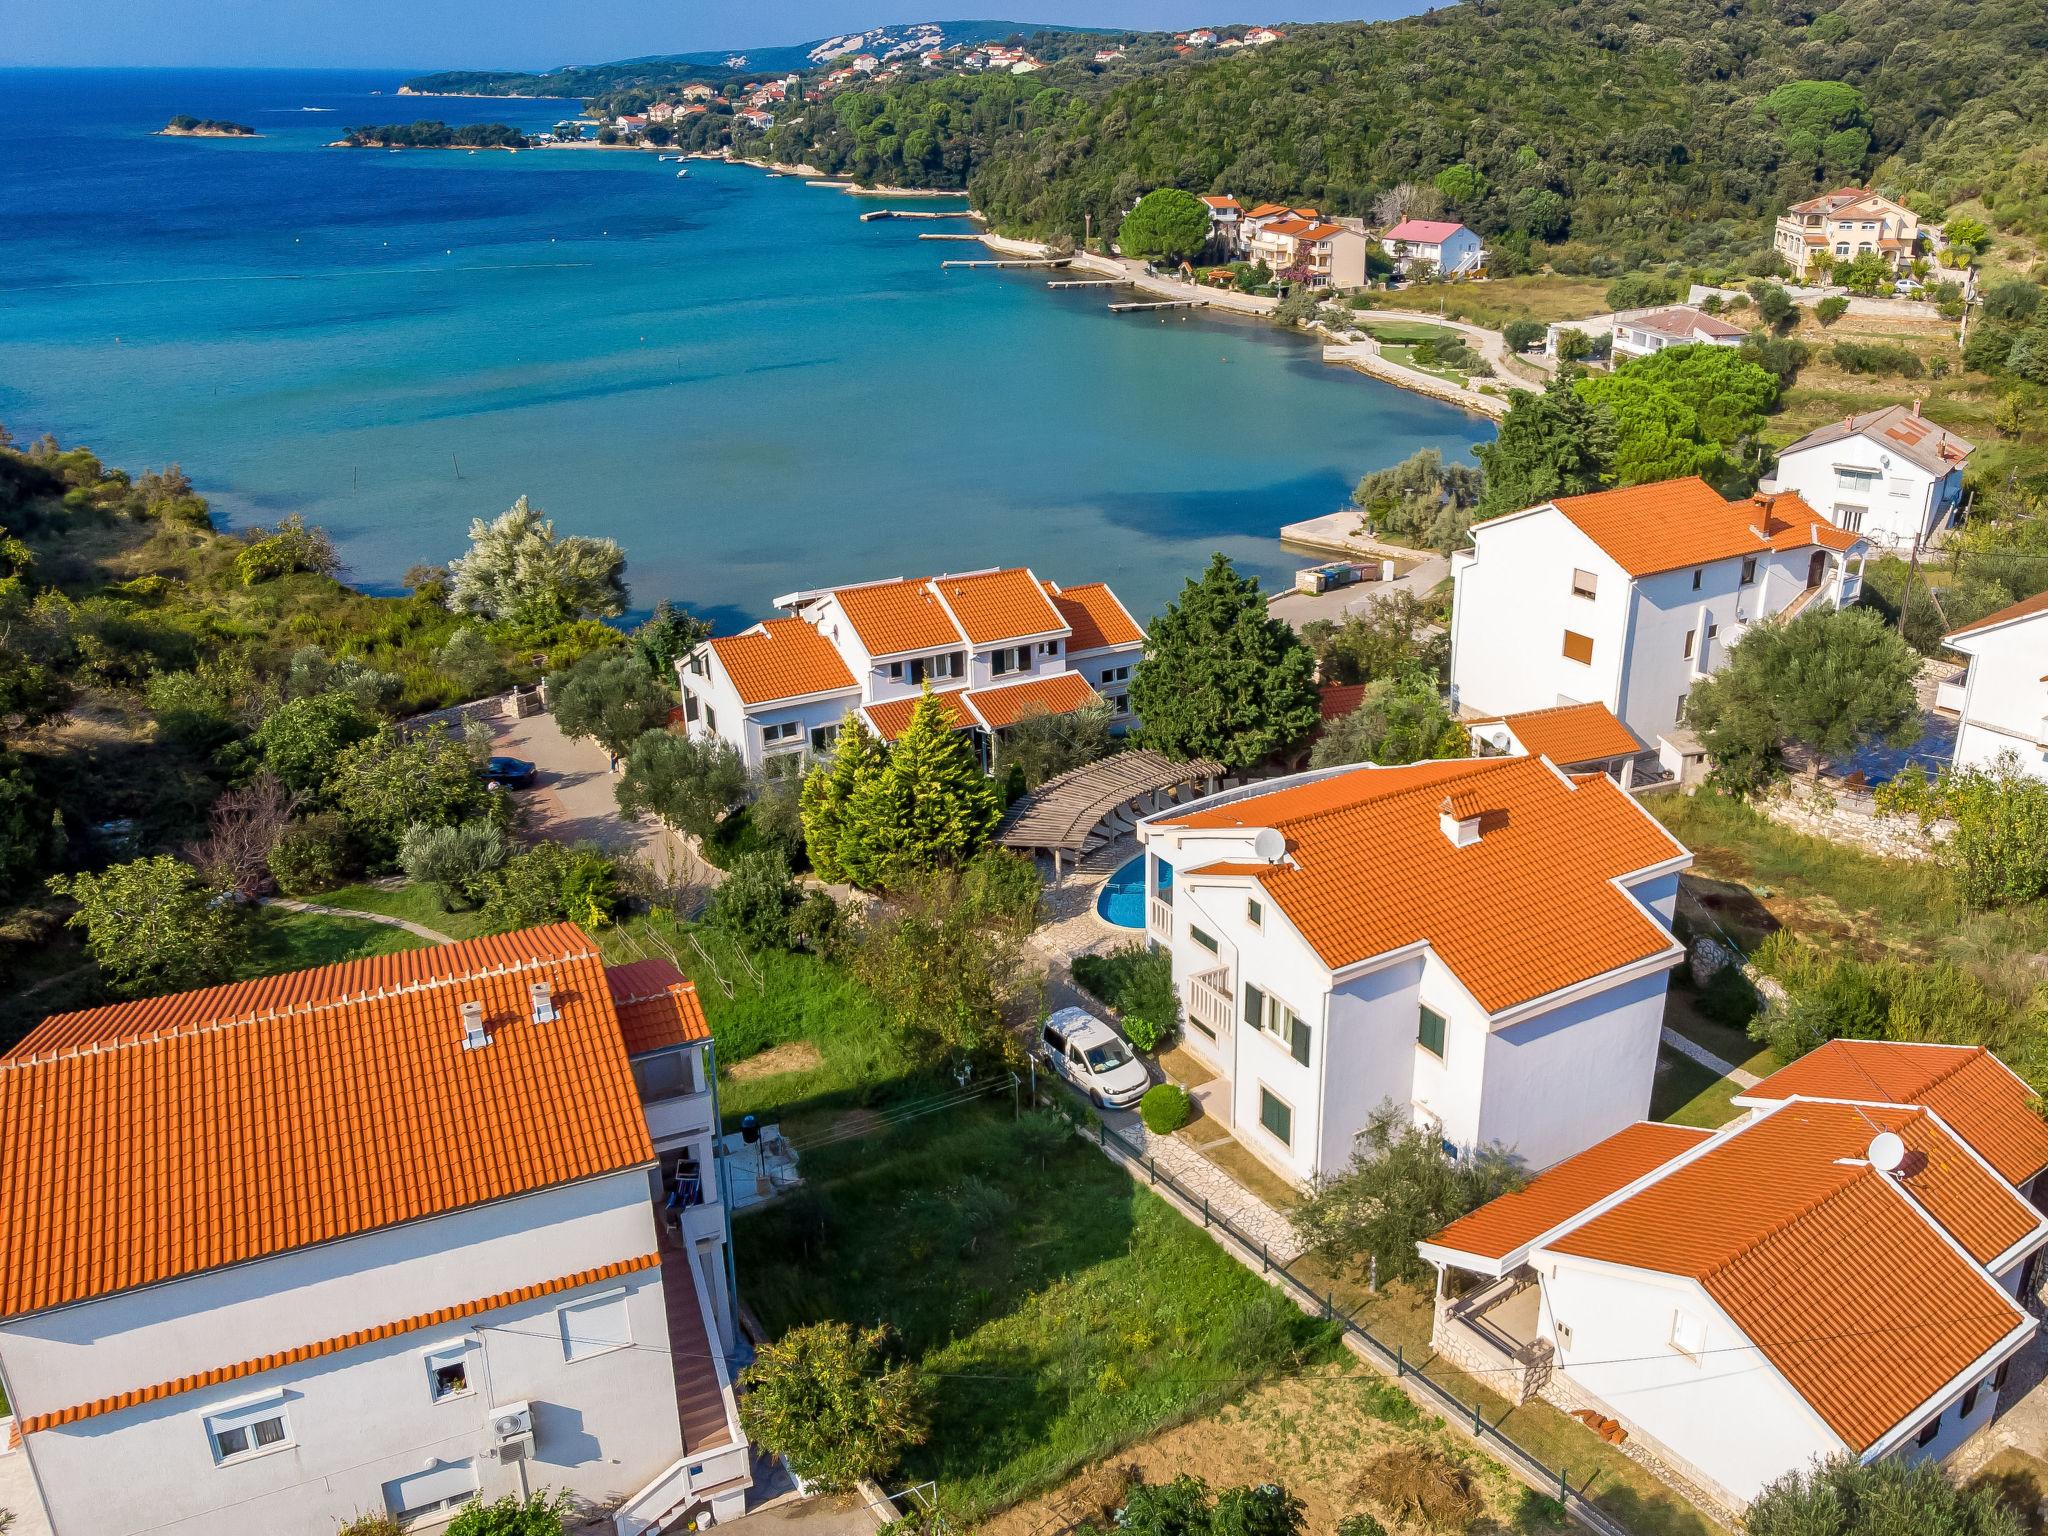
top-left (675, 168), bottom-right (689, 178)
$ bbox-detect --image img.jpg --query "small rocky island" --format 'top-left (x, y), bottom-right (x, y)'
top-left (335, 121), bottom-right (529, 149)
top-left (158, 115), bottom-right (259, 138)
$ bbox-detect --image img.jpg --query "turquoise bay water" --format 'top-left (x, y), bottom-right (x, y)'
top-left (0, 69), bottom-right (1490, 625)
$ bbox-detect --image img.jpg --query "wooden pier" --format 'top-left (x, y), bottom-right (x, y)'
top-left (941, 258), bottom-right (1072, 269)
top-left (1107, 298), bottom-right (1206, 312)
top-left (1046, 278), bottom-right (1128, 288)
top-left (860, 209), bottom-right (980, 222)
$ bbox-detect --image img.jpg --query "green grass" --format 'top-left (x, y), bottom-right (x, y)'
top-left (239, 907), bottom-right (426, 975)
top-left (1379, 343), bottom-right (1472, 384)
top-left (1372, 275), bottom-right (1611, 331)
top-left (1651, 1046), bottom-right (1750, 1130)
top-left (740, 1106), bottom-right (1337, 1522)
top-left (311, 881), bottom-right (492, 940)
top-left (1360, 318), bottom-right (1463, 345)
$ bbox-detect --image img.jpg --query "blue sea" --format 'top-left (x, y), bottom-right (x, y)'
top-left (0, 68), bottom-right (1491, 625)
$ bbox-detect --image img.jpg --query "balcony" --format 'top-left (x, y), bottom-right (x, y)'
top-left (1935, 669), bottom-right (1968, 717)
top-left (1186, 965), bottom-right (1234, 1038)
top-left (1148, 894), bottom-right (1173, 936)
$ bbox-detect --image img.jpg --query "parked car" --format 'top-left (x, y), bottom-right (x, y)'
top-left (1039, 1005), bottom-right (1150, 1108)
top-left (482, 755), bottom-right (537, 788)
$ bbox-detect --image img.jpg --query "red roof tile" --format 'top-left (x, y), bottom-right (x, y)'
top-left (930, 567), bottom-right (1067, 645)
top-left (1044, 580), bottom-right (1144, 653)
top-left (862, 686), bottom-right (970, 741)
top-left (707, 617), bottom-right (858, 706)
top-left (967, 671), bottom-right (1102, 729)
top-left (1518, 478), bottom-right (1863, 578)
top-left (1155, 756), bottom-right (1688, 1011)
top-left (833, 578), bottom-right (965, 658)
top-left (0, 924), bottom-right (656, 1318)
top-left (606, 958), bottom-right (712, 1056)
top-left (1474, 702), bottom-right (1641, 766)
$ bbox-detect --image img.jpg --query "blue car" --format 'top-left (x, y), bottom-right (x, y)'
top-left (483, 755), bottom-right (537, 788)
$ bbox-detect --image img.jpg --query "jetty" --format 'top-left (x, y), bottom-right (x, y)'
top-left (918, 232), bottom-right (986, 242)
top-left (1107, 298), bottom-right (1207, 313)
top-left (859, 209), bottom-right (979, 222)
top-left (1046, 278), bottom-right (1127, 289)
top-left (941, 259), bottom-right (1072, 270)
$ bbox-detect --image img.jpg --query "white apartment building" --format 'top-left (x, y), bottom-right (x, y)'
top-left (1941, 591), bottom-right (2048, 782)
top-left (1769, 402), bottom-right (1973, 551)
top-left (1380, 219), bottom-right (1485, 276)
top-left (0, 926), bottom-right (749, 1536)
top-left (1137, 754), bottom-right (1692, 1187)
top-left (679, 567), bottom-right (1144, 773)
top-left (1609, 305), bottom-right (1745, 360)
top-left (1423, 1040), bottom-right (2048, 1517)
top-left (1773, 187), bottom-right (1923, 279)
top-left (1449, 477), bottom-right (1870, 755)
top-left (1200, 194), bottom-right (1243, 254)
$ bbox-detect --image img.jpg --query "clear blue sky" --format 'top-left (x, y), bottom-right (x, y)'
top-left (3, 1), bottom-right (1426, 70)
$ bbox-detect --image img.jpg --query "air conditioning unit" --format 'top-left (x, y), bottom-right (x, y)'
top-left (489, 1401), bottom-right (534, 1455)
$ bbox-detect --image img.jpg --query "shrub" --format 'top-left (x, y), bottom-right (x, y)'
top-left (48, 855), bottom-right (249, 996)
top-left (479, 841), bottom-right (619, 931)
top-left (233, 514), bottom-right (339, 585)
top-left (268, 812), bottom-right (358, 896)
top-left (445, 1493), bottom-right (573, 1536)
top-left (398, 820), bottom-right (507, 910)
top-left (1274, 289), bottom-right (1321, 327)
top-left (1746, 1456), bottom-right (2023, 1536)
top-left (1831, 340), bottom-right (1923, 377)
top-left (1337, 1518), bottom-right (1388, 1536)
top-left (1072, 941), bottom-right (1180, 1050)
top-left (706, 848), bottom-right (800, 950)
top-left (1981, 278), bottom-right (2041, 327)
top-left (1502, 318), bottom-right (1546, 352)
top-left (1815, 295), bottom-right (1849, 326)
top-left (337, 1517), bottom-right (406, 1536)
top-left (1140, 1082), bottom-right (1191, 1134)
top-left (737, 1321), bottom-right (930, 1494)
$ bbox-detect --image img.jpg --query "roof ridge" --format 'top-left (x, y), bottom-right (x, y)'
top-left (1267, 755), bottom-right (1530, 832)
top-left (3, 941), bottom-right (602, 1070)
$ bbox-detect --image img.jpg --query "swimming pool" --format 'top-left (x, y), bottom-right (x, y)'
top-left (1096, 854), bottom-right (1167, 928)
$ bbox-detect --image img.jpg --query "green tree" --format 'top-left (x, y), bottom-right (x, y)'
top-left (1745, 1457), bottom-right (2022, 1536)
top-left (1876, 754), bottom-right (2048, 908)
top-left (1117, 187), bottom-right (1212, 263)
top-left (1302, 590), bottom-right (1448, 686)
top-left (737, 1322), bottom-right (930, 1494)
top-left (1273, 289), bottom-right (1321, 327)
top-left (1432, 163), bottom-right (1487, 208)
top-left (615, 729), bottom-right (746, 841)
top-left (1348, 447), bottom-right (1483, 553)
top-left (447, 496), bottom-right (627, 628)
top-left (328, 728), bottom-right (495, 863)
top-left (398, 820), bottom-right (508, 910)
top-left (1576, 344), bottom-right (1778, 488)
top-left (1756, 80), bottom-right (1872, 171)
top-left (1751, 281), bottom-right (1795, 332)
top-left (1128, 554), bottom-right (1320, 772)
top-left (546, 651), bottom-right (674, 759)
top-left (706, 847), bottom-right (801, 949)
top-left (479, 841), bottom-right (619, 931)
top-left (1309, 672), bottom-right (1468, 767)
top-left (631, 599), bottom-right (712, 676)
top-left (1294, 1105), bottom-right (1526, 1286)
top-left (841, 690), bottom-right (1002, 887)
top-left (1942, 215), bottom-right (1991, 262)
top-left (1836, 250), bottom-right (1893, 295)
top-left (1473, 377), bottom-right (1618, 517)
top-left (444, 1493), bottom-right (573, 1536)
top-left (48, 855), bottom-right (249, 996)
top-left (0, 755), bottom-right (62, 895)
top-left (1502, 318), bottom-right (1546, 353)
top-left (798, 715), bottom-right (887, 884)
top-left (435, 626), bottom-right (509, 699)
top-left (1604, 271), bottom-right (1675, 310)
top-left (995, 699), bottom-right (1113, 788)
top-left (253, 690), bottom-right (379, 798)
top-left (1685, 607), bottom-right (1921, 795)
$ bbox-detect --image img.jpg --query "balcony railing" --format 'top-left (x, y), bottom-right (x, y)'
top-left (1148, 895), bottom-right (1173, 936)
top-left (1187, 965), bottom-right (1233, 1038)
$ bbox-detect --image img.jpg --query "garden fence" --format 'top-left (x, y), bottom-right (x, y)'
top-left (1082, 1112), bottom-right (1641, 1536)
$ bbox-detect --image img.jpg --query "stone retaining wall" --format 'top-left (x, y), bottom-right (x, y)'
top-left (1758, 777), bottom-right (1948, 861)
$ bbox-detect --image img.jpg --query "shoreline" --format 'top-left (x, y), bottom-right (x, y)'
top-left (156, 128), bottom-right (262, 139)
top-left (395, 88), bottom-right (576, 100)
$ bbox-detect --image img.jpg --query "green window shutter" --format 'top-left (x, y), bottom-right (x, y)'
top-left (1289, 1013), bottom-right (1311, 1066)
top-left (1192, 927), bottom-right (1219, 954)
top-left (1243, 983), bottom-right (1265, 1029)
top-left (1418, 1006), bottom-right (1447, 1059)
top-left (1259, 1089), bottom-right (1292, 1146)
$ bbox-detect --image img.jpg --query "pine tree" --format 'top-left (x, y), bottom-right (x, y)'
top-left (1127, 554), bottom-right (1321, 772)
top-left (843, 690), bottom-right (1001, 888)
top-left (797, 712), bottom-right (884, 885)
top-left (1473, 375), bottom-right (1619, 517)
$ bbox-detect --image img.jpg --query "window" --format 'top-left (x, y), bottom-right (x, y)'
top-left (1561, 630), bottom-right (1594, 665)
top-left (384, 1459), bottom-right (480, 1525)
top-left (1677, 694), bottom-right (1688, 724)
top-left (703, 705), bottom-right (717, 733)
top-left (631, 1048), bottom-right (694, 1103)
top-left (1739, 556), bottom-right (1757, 586)
top-left (1916, 1413), bottom-right (1942, 1448)
top-left (889, 660), bottom-right (904, 680)
top-left (1101, 665), bottom-right (1130, 684)
top-left (1682, 629), bottom-right (1695, 661)
top-left (204, 1392), bottom-right (293, 1465)
top-left (558, 1286), bottom-right (633, 1362)
top-left (1259, 1088), bottom-right (1292, 1146)
top-left (681, 690), bottom-right (699, 724)
top-left (1835, 505), bottom-right (1865, 532)
top-left (1041, 640), bottom-right (1060, 656)
top-left (1706, 621), bottom-right (1718, 639)
top-left (1417, 1005), bottom-right (1447, 1060)
top-left (1109, 694), bottom-right (1129, 716)
top-left (688, 652), bottom-right (706, 677)
top-left (810, 723), bottom-right (839, 754)
top-left (1247, 898), bottom-right (1263, 928)
top-left (763, 720), bottom-right (799, 744)
top-left (1570, 568), bottom-right (1598, 600)
top-left (1836, 467), bottom-right (1880, 494)
top-left (1669, 1308), bottom-right (1708, 1360)
top-left (1960, 1384), bottom-right (1981, 1418)
top-left (1690, 568), bottom-right (1703, 591)
top-left (425, 1342), bottom-right (474, 1402)
top-left (1191, 926), bottom-right (1219, 954)
top-left (1243, 981), bottom-right (1264, 1028)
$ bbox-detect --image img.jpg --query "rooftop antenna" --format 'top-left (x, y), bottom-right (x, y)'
top-left (1867, 1130), bottom-right (1906, 1175)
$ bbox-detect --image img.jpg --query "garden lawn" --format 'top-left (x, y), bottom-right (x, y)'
top-left (239, 907), bottom-right (424, 975)
top-left (1372, 275), bottom-right (1610, 331)
top-left (1650, 1045), bottom-right (1748, 1130)
top-left (738, 1101), bottom-right (1335, 1524)
top-left (1359, 318), bottom-right (1463, 346)
top-left (311, 881), bottom-right (492, 940)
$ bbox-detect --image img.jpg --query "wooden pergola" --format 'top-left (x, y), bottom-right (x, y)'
top-left (996, 750), bottom-right (1225, 875)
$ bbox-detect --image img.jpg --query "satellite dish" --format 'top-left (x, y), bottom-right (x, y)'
top-left (1867, 1131), bottom-right (1906, 1174)
top-left (1252, 827), bottom-right (1287, 863)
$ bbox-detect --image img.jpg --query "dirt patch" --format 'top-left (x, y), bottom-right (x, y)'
top-left (974, 1365), bottom-right (1531, 1536)
top-left (725, 1040), bottom-right (824, 1080)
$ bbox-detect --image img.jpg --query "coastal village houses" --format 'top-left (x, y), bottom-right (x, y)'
top-left (1767, 401), bottom-right (1974, 551)
top-left (1201, 194), bottom-right (1243, 252)
top-left (1134, 754), bottom-right (1692, 1187)
top-left (0, 926), bottom-right (750, 1536)
top-left (1381, 219), bottom-right (1485, 276)
top-left (678, 567), bottom-right (1145, 773)
top-left (1773, 187), bottom-right (1925, 279)
top-left (1609, 305), bottom-right (1745, 360)
top-left (1939, 590), bottom-right (2048, 782)
top-left (1448, 477), bottom-right (1870, 771)
top-left (1422, 1039), bottom-right (2048, 1518)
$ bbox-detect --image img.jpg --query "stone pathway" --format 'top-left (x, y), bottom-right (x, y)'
top-left (258, 897), bottom-right (456, 946)
top-left (1659, 1026), bottom-right (1761, 1089)
top-left (1098, 1099), bottom-right (1306, 1262)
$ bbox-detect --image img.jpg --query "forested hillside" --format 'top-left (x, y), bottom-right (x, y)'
top-left (755, 0), bottom-right (2048, 267)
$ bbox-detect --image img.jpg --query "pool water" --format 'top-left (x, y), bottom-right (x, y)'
top-left (1096, 855), bottom-right (1167, 928)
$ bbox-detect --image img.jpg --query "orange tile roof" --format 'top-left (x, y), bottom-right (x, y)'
top-left (1155, 756), bottom-right (1688, 1011)
top-left (1201, 195), bottom-right (1241, 210)
top-left (1044, 580), bottom-right (1144, 653)
top-left (1475, 702), bottom-right (1641, 766)
top-left (862, 686), bottom-right (970, 741)
top-left (1521, 477), bottom-right (1865, 579)
top-left (967, 671), bottom-right (1102, 729)
top-left (707, 617), bottom-right (858, 706)
top-left (832, 578), bottom-right (966, 658)
top-left (1246, 202), bottom-right (1287, 218)
top-left (1546, 1101), bottom-right (2031, 1451)
top-left (1260, 218), bottom-right (1315, 238)
top-left (1741, 1041), bottom-right (2048, 1186)
top-left (1427, 1122), bottom-right (1711, 1264)
top-left (1295, 223), bottom-right (1344, 242)
top-left (606, 958), bottom-right (712, 1056)
top-left (1318, 681), bottom-right (1368, 721)
top-left (931, 567), bottom-right (1067, 645)
top-left (1946, 587), bottom-right (2048, 643)
top-left (0, 924), bottom-right (656, 1319)
top-left (18, 1253), bottom-right (658, 1436)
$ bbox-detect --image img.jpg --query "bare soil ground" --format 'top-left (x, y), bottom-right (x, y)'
top-left (725, 1039), bottom-right (825, 1080)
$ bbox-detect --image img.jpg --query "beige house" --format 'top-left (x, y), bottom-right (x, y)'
top-left (1774, 188), bottom-right (1923, 278)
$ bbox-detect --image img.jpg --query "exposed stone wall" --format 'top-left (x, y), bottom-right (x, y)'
top-left (1757, 777), bottom-right (1949, 862)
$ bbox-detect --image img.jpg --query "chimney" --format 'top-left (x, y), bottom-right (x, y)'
top-left (529, 980), bottom-right (556, 1024)
top-left (460, 1000), bottom-right (489, 1051)
top-left (1439, 793), bottom-right (1483, 848)
top-left (1911, 397), bottom-right (1921, 417)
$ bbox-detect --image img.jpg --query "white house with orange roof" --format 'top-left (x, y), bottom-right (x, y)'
top-left (1768, 401), bottom-right (1974, 551)
top-left (1136, 755), bottom-right (1691, 1186)
top-left (1381, 219), bottom-right (1484, 276)
top-left (1466, 700), bottom-right (1644, 785)
top-left (1608, 305), bottom-right (1746, 360)
top-left (1421, 1039), bottom-right (2047, 1516)
top-left (1773, 187), bottom-right (1924, 279)
top-left (681, 568), bottom-right (1145, 773)
top-left (0, 926), bottom-right (751, 1536)
top-left (1199, 194), bottom-right (1243, 253)
top-left (1449, 477), bottom-right (1871, 759)
top-left (1941, 591), bottom-right (2048, 783)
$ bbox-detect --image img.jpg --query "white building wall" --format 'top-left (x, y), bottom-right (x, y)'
top-left (1772, 436), bottom-right (1953, 552)
top-left (1320, 955), bottom-right (1430, 1174)
top-left (678, 649), bottom-right (753, 766)
top-left (1450, 510), bottom-right (1629, 722)
top-left (1536, 1257), bottom-right (1846, 1506)
top-left (1950, 619), bottom-right (2048, 783)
